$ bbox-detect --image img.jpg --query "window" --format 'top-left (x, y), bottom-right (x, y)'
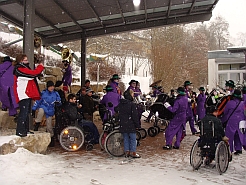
top-left (218, 63), bottom-right (245, 70)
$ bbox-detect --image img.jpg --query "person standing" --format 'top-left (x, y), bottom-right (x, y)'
top-left (0, 56), bottom-right (18, 116)
top-left (221, 89), bottom-right (245, 155)
top-left (184, 81), bottom-right (197, 135)
top-left (61, 60), bottom-right (72, 92)
top-left (196, 87), bottom-right (206, 121)
top-left (83, 89), bottom-right (95, 121)
top-left (109, 74), bottom-right (121, 95)
top-left (13, 54), bottom-right (44, 137)
top-left (115, 89), bottom-right (141, 158)
top-left (163, 87), bottom-right (188, 150)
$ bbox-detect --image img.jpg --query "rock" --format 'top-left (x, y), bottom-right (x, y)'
top-left (0, 132), bottom-right (51, 155)
top-left (0, 110), bottom-right (16, 130)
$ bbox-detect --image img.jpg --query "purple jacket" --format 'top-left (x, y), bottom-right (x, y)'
top-left (100, 91), bottom-right (121, 120)
top-left (167, 95), bottom-right (188, 128)
top-left (109, 81), bottom-right (120, 94)
top-left (185, 88), bottom-right (193, 118)
top-left (196, 92), bottom-right (206, 120)
top-left (62, 65), bottom-right (72, 86)
top-left (0, 61), bottom-right (18, 109)
top-left (221, 98), bottom-right (245, 151)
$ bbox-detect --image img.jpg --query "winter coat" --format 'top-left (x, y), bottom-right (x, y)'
top-left (115, 99), bottom-right (140, 133)
top-left (64, 102), bottom-right (83, 124)
top-left (100, 91), bottom-right (121, 120)
top-left (32, 89), bottom-right (61, 118)
top-left (62, 64), bottom-right (72, 86)
top-left (199, 114), bottom-right (225, 139)
top-left (0, 61), bottom-right (18, 109)
top-left (196, 92), bottom-right (206, 120)
top-left (13, 63), bottom-right (44, 103)
top-left (83, 95), bottom-right (94, 116)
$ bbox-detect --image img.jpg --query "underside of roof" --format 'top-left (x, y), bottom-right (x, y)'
top-left (0, 0), bottom-right (219, 45)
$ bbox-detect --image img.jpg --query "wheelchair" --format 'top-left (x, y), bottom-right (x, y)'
top-left (190, 121), bottom-right (231, 174)
top-left (99, 107), bottom-right (145, 154)
top-left (56, 109), bottom-right (98, 151)
top-left (147, 93), bottom-right (174, 137)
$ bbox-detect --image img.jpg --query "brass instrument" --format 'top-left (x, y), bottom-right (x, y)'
top-left (61, 47), bottom-right (72, 63)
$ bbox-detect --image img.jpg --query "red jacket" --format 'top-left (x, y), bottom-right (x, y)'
top-left (13, 63), bottom-right (44, 103)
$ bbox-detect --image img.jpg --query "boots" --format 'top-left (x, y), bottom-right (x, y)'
top-left (48, 137), bottom-right (55, 147)
top-left (130, 152), bottom-right (141, 158)
top-left (34, 122), bottom-right (41, 131)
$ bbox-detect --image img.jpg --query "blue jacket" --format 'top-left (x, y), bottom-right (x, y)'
top-left (32, 89), bottom-right (61, 118)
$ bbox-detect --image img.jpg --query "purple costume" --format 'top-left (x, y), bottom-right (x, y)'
top-left (62, 64), bottom-right (72, 86)
top-left (164, 95), bottom-right (188, 147)
top-left (221, 98), bottom-right (245, 152)
top-left (196, 92), bottom-right (206, 120)
top-left (0, 60), bottom-right (18, 116)
top-left (109, 81), bottom-right (120, 94)
top-left (100, 91), bottom-right (121, 121)
top-left (185, 89), bottom-right (197, 134)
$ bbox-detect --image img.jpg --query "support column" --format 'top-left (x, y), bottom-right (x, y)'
top-left (23, 0), bottom-right (35, 130)
top-left (81, 31), bottom-right (86, 87)
top-left (23, 0), bottom-right (35, 69)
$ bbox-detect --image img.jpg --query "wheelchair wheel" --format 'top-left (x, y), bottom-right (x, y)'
top-left (160, 120), bottom-right (169, 131)
top-left (215, 141), bottom-right (229, 174)
top-left (190, 140), bottom-right (203, 170)
top-left (99, 131), bottom-right (109, 150)
top-left (138, 128), bottom-right (147, 139)
top-left (147, 126), bottom-right (157, 137)
top-left (154, 125), bottom-right (160, 134)
top-left (104, 130), bottom-right (124, 157)
top-left (86, 143), bottom-right (94, 151)
top-left (59, 126), bottom-right (84, 151)
top-left (136, 130), bottom-right (141, 141)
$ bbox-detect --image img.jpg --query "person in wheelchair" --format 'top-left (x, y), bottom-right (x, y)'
top-left (64, 93), bottom-right (100, 144)
top-left (198, 105), bottom-right (229, 163)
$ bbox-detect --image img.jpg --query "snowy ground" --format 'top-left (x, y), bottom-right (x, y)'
top-left (0, 116), bottom-right (246, 185)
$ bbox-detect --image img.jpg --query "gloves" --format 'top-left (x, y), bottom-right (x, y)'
top-left (164, 102), bottom-right (171, 108)
top-left (31, 110), bottom-right (36, 118)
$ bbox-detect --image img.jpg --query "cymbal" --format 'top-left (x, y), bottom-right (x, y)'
top-left (149, 80), bottom-right (162, 87)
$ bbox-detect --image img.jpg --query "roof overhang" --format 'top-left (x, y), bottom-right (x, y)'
top-left (0, 0), bottom-right (219, 45)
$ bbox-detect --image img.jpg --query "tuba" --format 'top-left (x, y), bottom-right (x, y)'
top-left (61, 47), bottom-right (72, 64)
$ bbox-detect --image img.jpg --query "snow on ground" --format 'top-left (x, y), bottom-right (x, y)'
top-left (0, 119), bottom-right (245, 185)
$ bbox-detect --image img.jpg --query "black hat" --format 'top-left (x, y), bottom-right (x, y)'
top-left (232, 89), bottom-right (242, 98)
top-left (129, 80), bottom-right (137, 85)
top-left (111, 74), bottom-right (121, 80)
top-left (3, 56), bottom-right (11, 62)
top-left (46, 81), bottom-right (54, 88)
top-left (55, 81), bottom-right (63, 87)
top-left (184, 81), bottom-right (192, 86)
top-left (177, 87), bottom-right (186, 95)
top-left (199, 87), bottom-right (205, 91)
top-left (206, 105), bottom-right (216, 114)
top-left (225, 80), bottom-right (235, 88)
top-left (103, 85), bottom-right (113, 92)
